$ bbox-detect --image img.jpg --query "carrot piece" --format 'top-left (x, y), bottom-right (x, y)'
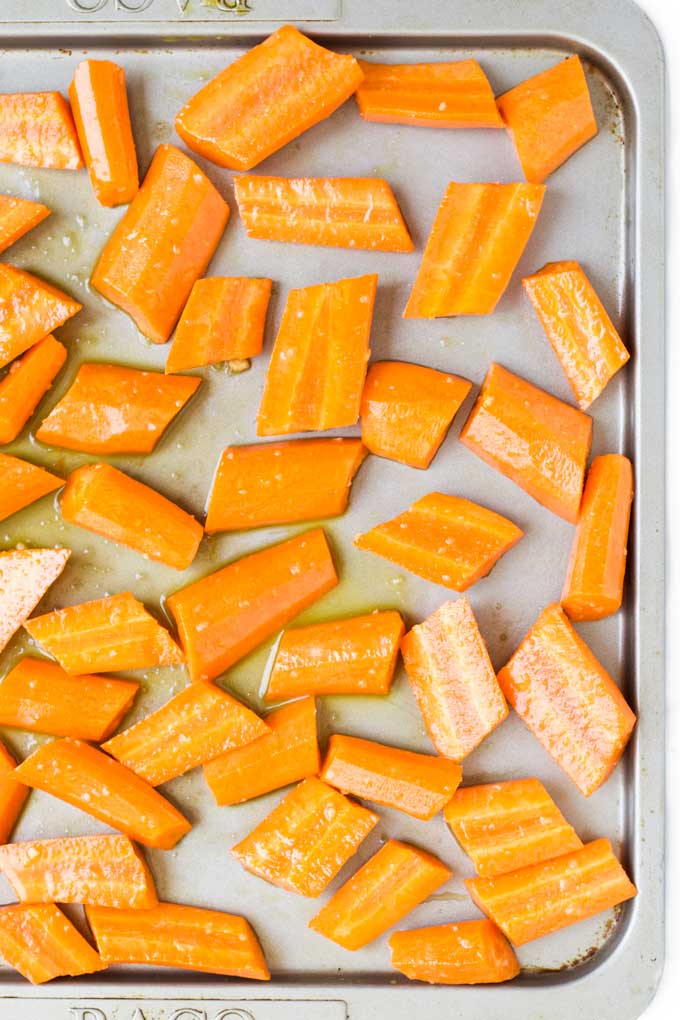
top-left (0, 194), bottom-right (50, 254)
top-left (175, 24), bottom-right (364, 171)
top-left (0, 335), bottom-right (66, 445)
top-left (0, 264), bottom-right (81, 370)
top-left (360, 361), bottom-right (471, 468)
top-left (91, 144), bottom-right (229, 344)
top-left (257, 273), bottom-right (377, 436)
top-left (0, 904), bottom-right (103, 984)
top-left (389, 919), bottom-right (520, 984)
top-left (0, 739), bottom-right (29, 844)
top-left (0, 92), bottom-right (83, 170)
top-left (204, 697), bottom-right (319, 806)
top-left (497, 56), bottom-right (597, 184)
top-left (0, 547), bottom-right (70, 655)
top-left (264, 610), bottom-right (404, 702)
top-left (0, 453), bottom-right (63, 523)
top-left (497, 603), bottom-right (636, 796)
top-left (168, 528), bottom-right (337, 682)
top-left (355, 493), bottom-right (523, 591)
top-left (309, 840), bottom-right (452, 950)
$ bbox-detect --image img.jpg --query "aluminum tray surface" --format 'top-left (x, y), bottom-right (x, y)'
top-left (0, 2), bottom-right (665, 1019)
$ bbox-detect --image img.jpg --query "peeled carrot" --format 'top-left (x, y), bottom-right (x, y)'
top-left (309, 840), bottom-right (452, 950)
top-left (0, 904), bottom-right (104, 984)
top-left (60, 463), bottom-right (203, 571)
top-left (175, 24), bottom-right (364, 171)
top-left (257, 273), bottom-right (377, 435)
top-left (0, 453), bottom-right (63, 523)
top-left (497, 603), bottom-right (636, 796)
top-left (168, 528), bottom-right (337, 682)
top-left (91, 144), bottom-right (229, 344)
top-left (389, 919), bottom-right (520, 984)
top-left (403, 181), bottom-right (545, 318)
top-left (401, 597), bottom-right (508, 761)
top-left (360, 361), bottom-right (471, 468)
top-left (355, 493), bottom-right (523, 591)
top-left (0, 547), bottom-right (70, 655)
top-left (0, 194), bottom-right (50, 254)
top-left (0, 739), bottom-right (28, 844)
top-left (0, 335), bottom-right (66, 445)
top-left (265, 610), bottom-right (404, 702)
top-left (0, 264), bottom-right (81, 370)
top-left (460, 363), bottom-right (592, 523)
top-left (232, 777), bottom-right (378, 897)
top-left (0, 92), bottom-right (83, 170)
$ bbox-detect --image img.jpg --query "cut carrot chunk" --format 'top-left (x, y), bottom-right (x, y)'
top-left (204, 697), bottom-right (319, 806)
top-left (0, 547), bottom-right (70, 655)
top-left (0, 264), bottom-right (81, 370)
top-left (13, 738), bottom-right (191, 850)
top-left (0, 904), bottom-right (103, 984)
top-left (562, 455), bottom-right (634, 621)
top-left (0, 335), bottom-right (66, 445)
top-left (0, 92), bottom-right (83, 170)
top-left (168, 528), bottom-right (337, 682)
top-left (497, 603), bottom-right (636, 796)
top-left (91, 144), bottom-right (229, 344)
top-left (360, 361), bottom-right (471, 468)
top-left (309, 840), bottom-right (452, 950)
top-left (175, 24), bottom-right (363, 171)
top-left (232, 777), bottom-right (378, 897)
top-left (467, 838), bottom-right (636, 946)
top-left (0, 453), bottom-right (63, 523)
top-left (460, 363), bottom-right (592, 523)
top-left (60, 463), bottom-right (203, 571)
top-left (0, 739), bottom-right (29, 844)
top-left (257, 273), bottom-right (377, 435)
top-left (403, 181), bottom-right (545, 318)
top-left (355, 492), bottom-right (522, 591)
top-left (497, 56), bottom-right (597, 184)
top-left (389, 919), bottom-right (520, 984)
top-left (265, 610), bottom-right (404, 702)
top-left (0, 194), bottom-right (50, 254)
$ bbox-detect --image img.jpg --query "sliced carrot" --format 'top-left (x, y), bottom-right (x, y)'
top-left (232, 777), bottom-right (378, 897)
top-left (460, 363), bottom-right (592, 523)
top-left (91, 144), bottom-right (229, 344)
top-left (0, 739), bottom-right (29, 844)
top-left (360, 361), bottom-right (471, 468)
top-left (0, 547), bottom-right (70, 655)
top-left (0, 904), bottom-right (103, 984)
top-left (0, 453), bottom-right (63, 523)
top-left (168, 527), bottom-right (337, 682)
top-left (0, 264), bottom-right (81, 370)
top-left (309, 840), bottom-right (452, 950)
top-left (0, 92), bottom-right (83, 170)
top-left (0, 335), bottom-right (66, 445)
top-left (257, 273), bottom-right (377, 435)
top-left (389, 919), bottom-right (520, 984)
top-left (497, 603), bottom-right (636, 796)
top-left (175, 24), bottom-right (364, 171)
top-left (0, 194), bottom-right (50, 254)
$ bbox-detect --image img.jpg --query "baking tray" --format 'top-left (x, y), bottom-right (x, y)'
top-left (0, 0), bottom-right (665, 1018)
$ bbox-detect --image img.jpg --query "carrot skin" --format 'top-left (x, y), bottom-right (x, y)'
top-left (0, 547), bottom-right (70, 656)
top-left (389, 919), bottom-right (520, 984)
top-left (0, 194), bottom-right (50, 254)
top-left (0, 740), bottom-right (29, 845)
top-left (0, 92), bottom-right (83, 170)
top-left (0, 453), bottom-right (63, 523)
top-left (0, 904), bottom-right (104, 984)
top-left (0, 264), bottom-right (81, 370)
top-left (0, 335), bottom-right (66, 445)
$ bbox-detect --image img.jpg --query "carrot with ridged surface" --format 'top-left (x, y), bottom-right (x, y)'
top-left (0, 740), bottom-right (28, 844)
top-left (0, 264), bottom-right (81, 370)
top-left (0, 93), bottom-right (83, 169)
top-left (0, 904), bottom-right (104, 984)
top-left (0, 453), bottom-right (63, 523)
top-left (0, 194), bottom-right (50, 254)
top-left (0, 547), bottom-right (70, 655)
top-left (0, 335), bottom-right (66, 444)
top-left (389, 919), bottom-right (520, 984)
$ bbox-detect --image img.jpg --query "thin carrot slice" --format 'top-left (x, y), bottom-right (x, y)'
top-left (403, 181), bottom-right (545, 318)
top-left (168, 528), bottom-right (337, 682)
top-left (309, 839), bottom-right (452, 950)
top-left (0, 194), bottom-right (50, 254)
top-left (361, 361), bottom-right (471, 468)
top-left (91, 144), bottom-right (229, 344)
top-left (466, 838), bottom-right (636, 946)
top-left (0, 92), bottom-right (83, 170)
top-left (175, 24), bottom-right (364, 171)
top-left (0, 547), bottom-right (70, 655)
top-left (0, 335), bottom-right (66, 445)
top-left (0, 904), bottom-right (104, 984)
top-left (460, 363), bottom-right (592, 523)
top-left (389, 919), bottom-right (520, 984)
top-left (0, 453), bottom-right (63, 523)
top-left (257, 273), bottom-right (377, 435)
top-left (0, 739), bottom-right (29, 844)
top-left (497, 603), bottom-right (636, 796)
top-left (355, 492), bottom-right (523, 591)
top-left (0, 264), bottom-right (81, 370)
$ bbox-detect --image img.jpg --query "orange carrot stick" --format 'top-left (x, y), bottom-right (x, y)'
top-left (309, 840), bottom-right (452, 950)
top-left (0, 739), bottom-right (28, 844)
top-left (91, 144), bottom-right (229, 344)
top-left (0, 334), bottom-right (66, 444)
top-left (0, 453), bottom-right (63, 523)
top-left (389, 919), bottom-right (520, 984)
top-left (0, 264), bottom-right (81, 370)
top-left (0, 904), bottom-right (104, 984)
top-left (0, 92), bottom-right (83, 170)
top-left (0, 547), bottom-right (70, 655)
top-left (175, 25), bottom-right (364, 171)
top-left (0, 194), bottom-right (50, 254)
top-left (168, 527), bottom-right (337, 682)
top-left (257, 273), bottom-right (377, 435)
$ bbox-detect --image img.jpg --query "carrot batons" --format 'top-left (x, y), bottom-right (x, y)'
top-left (168, 528), bottom-right (337, 682)
top-left (232, 778), bottom-right (378, 897)
top-left (497, 55), bottom-right (597, 184)
top-left (355, 493), bottom-right (523, 591)
top-left (0, 904), bottom-right (103, 984)
top-left (0, 335), bottom-right (66, 444)
top-left (497, 603), bottom-right (636, 796)
top-left (175, 24), bottom-right (364, 171)
top-left (0, 739), bottom-right (28, 844)
top-left (0, 92), bottom-right (83, 170)
top-left (309, 840), bottom-right (452, 950)
top-left (0, 264), bottom-right (81, 370)
top-left (0, 547), bottom-right (70, 655)
top-left (0, 453), bottom-right (63, 523)
top-left (0, 194), bottom-right (50, 254)
top-left (360, 361), bottom-right (471, 468)
top-left (403, 181), bottom-right (545, 318)
top-left (460, 363), bottom-right (592, 523)
top-left (389, 919), bottom-right (520, 984)
top-left (91, 144), bottom-right (229, 344)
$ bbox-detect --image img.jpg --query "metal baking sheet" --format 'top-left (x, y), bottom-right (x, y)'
top-left (0, 1), bottom-right (665, 1018)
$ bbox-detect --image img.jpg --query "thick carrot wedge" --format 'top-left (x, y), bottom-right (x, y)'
top-left (257, 273), bottom-right (377, 435)
top-left (309, 840), bottom-right (452, 950)
top-left (91, 144), bottom-right (229, 344)
top-left (403, 182), bottom-right (545, 318)
top-left (204, 697), bottom-right (319, 806)
top-left (60, 463), bottom-right (203, 571)
top-left (0, 194), bottom-right (50, 254)
top-left (13, 738), bottom-right (191, 850)
top-left (401, 597), bottom-right (508, 761)
top-left (360, 361), bottom-right (471, 468)
top-left (0, 264), bottom-right (81, 370)
top-left (168, 528), bottom-right (337, 682)
top-left (562, 455), bottom-right (634, 621)
top-left (0, 335), bottom-right (66, 444)
top-left (175, 24), bottom-right (363, 171)
top-left (460, 363), bottom-right (592, 523)
top-left (0, 92), bottom-right (83, 170)
top-left (355, 493), bottom-right (523, 591)
top-left (389, 919), bottom-right (520, 984)
top-left (0, 904), bottom-right (103, 984)
top-left (497, 603), bottom-right (636, 796)
top-left (0, 453), bottom-right (63, 523)
top-left (0, 547), bottom-right (70, 655)
top-left (232, 777), bottom-right (378, 897)
top-left (0, 739), bottom-right (28, 844)
top-left (265, 610), bottom-right (404, 701)
top-left (466, 838), bottom-right (636, 946)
